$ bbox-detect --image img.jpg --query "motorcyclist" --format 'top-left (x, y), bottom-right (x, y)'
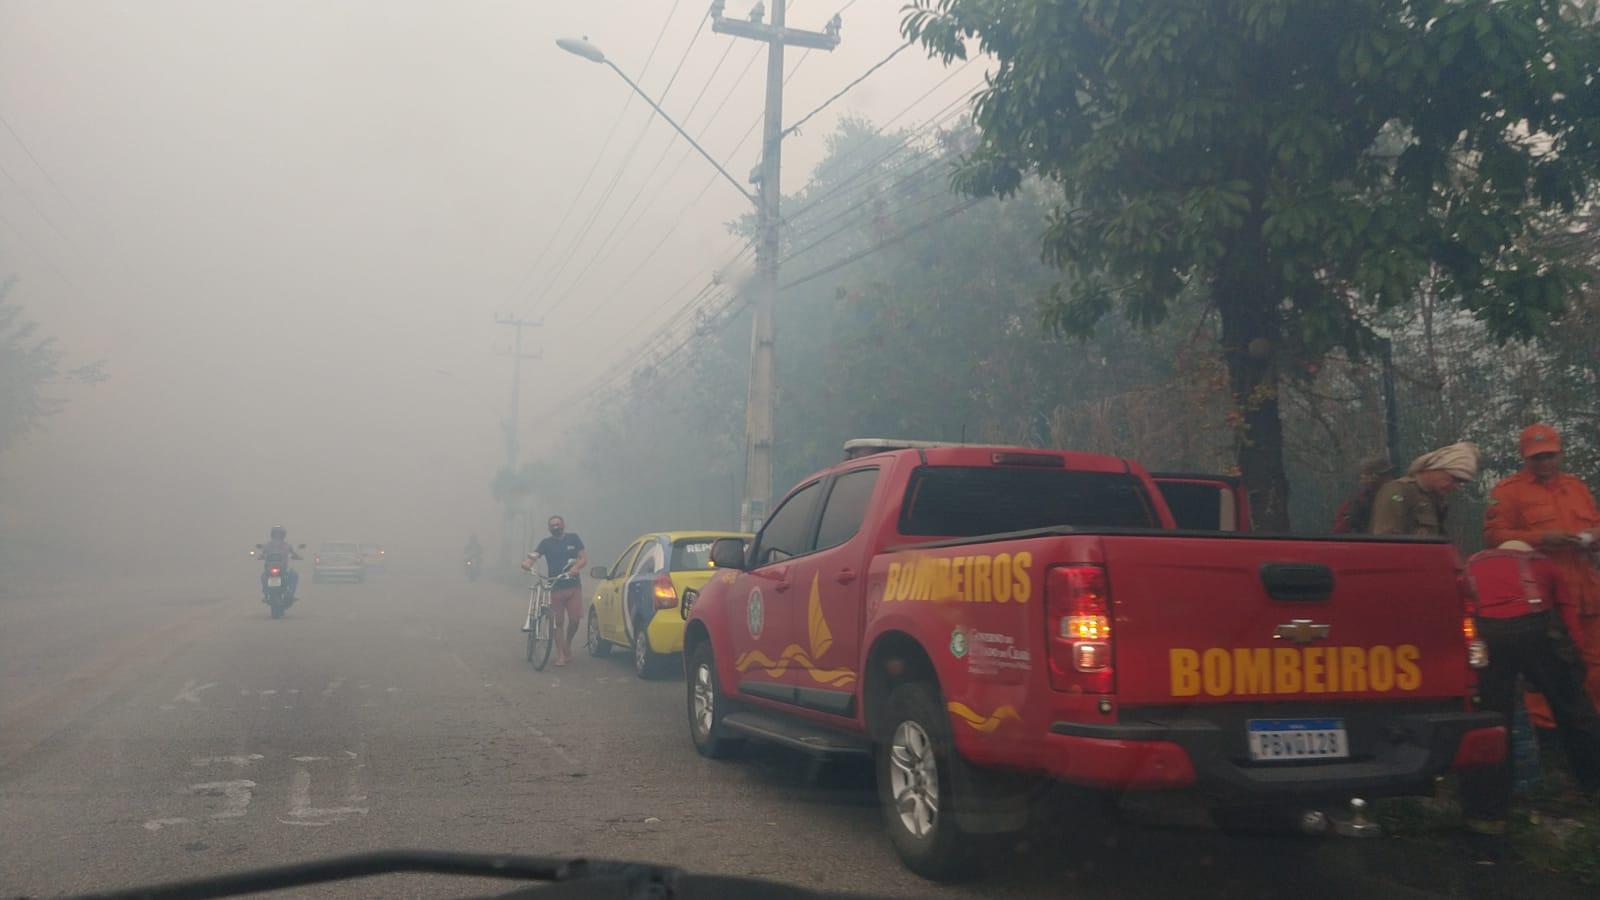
top-left (259, 525), bottom-right (303, 600)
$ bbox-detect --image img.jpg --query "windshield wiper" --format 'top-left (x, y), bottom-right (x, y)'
top-left (57, 850), bottom-right (683, 900)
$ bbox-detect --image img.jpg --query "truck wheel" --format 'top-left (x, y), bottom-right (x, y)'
top-left (877, 682), bottom-right (981, 882)
top-left (586, 607), bottom-right (611, 658)
top-left (687, 642), bottom-right (739, 759)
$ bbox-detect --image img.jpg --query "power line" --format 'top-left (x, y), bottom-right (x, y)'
top-left (0, 203), bottom-right (79, 292)
top-left (526, 8), bottom-right (712, 318)
top-left (577, 193), bottom-right (988, 409)
top-left (539, 34), bottom-right (745, 318)
top-left (0, 110), bottom-right (87, 225)
top-left (783, 73), bottom-right (977, 224)
top-left (784, 40), bottom-right (915, 138)
top-left (0, 156), bottom-right (75, 248)
top-left (498, 0), bottom-right (688, 313)
top-left (782, 197), bottom-right (986, 290)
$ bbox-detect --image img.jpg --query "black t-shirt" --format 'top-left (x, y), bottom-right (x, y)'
top-left (535, 533), bottom-right (585, 585)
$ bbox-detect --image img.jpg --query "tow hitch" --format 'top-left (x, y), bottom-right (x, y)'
top-left (1330, 798), bottom-right (1381, 838)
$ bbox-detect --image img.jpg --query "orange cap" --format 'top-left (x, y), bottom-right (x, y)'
top-left (1520, 423), bottom-right (1562, 458)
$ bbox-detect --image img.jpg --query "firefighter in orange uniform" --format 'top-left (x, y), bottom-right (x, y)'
top-left (1484, 424), bottom-right (1600, 726)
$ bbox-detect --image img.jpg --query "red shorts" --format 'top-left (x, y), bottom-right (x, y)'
top-left (550, 585), bottom-right (583, 625)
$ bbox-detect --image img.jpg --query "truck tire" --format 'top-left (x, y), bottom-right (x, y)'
top-left (876, 681), bottom-right (982, 882)
top-left (687, 642), bottom-right (739, 759)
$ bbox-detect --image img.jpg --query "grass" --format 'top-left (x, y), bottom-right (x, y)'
top-left (1375, 772), bottom-right (1600, 884)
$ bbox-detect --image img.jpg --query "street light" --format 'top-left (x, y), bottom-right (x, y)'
top-left (558, 15), bottom-right (838, 533)
top-left (556, 37), bottom-right (757, 206)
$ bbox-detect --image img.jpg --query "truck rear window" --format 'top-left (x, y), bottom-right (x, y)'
top-left (898, 467), bottom-right (1156, 536)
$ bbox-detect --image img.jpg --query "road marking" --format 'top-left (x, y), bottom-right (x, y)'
top-left (192, 754), bottom-right (264, 768)
top-left (528, 727), bottom-right (579, 767)
top-left (170, 680), bottom-right (219, 705)
top-left (321, 677), bottom-right (345, 697)
top-left (190, 780), bottom-right (255, 819)
top-left (259, 689), bottom-right (277, 696)
top-left (143, 817), bottom-right (190, 831)
top-left (280, 766), bottom-right (367, 826)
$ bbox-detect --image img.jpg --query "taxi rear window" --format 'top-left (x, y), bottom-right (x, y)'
top-left (671, 539), bottom-right (726, 571)
top-left (898, 467), bottom-right (1156, 536)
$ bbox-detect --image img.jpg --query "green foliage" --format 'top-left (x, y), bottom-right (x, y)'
top-left (535, 117), bottom-right (1242, 557)
top-left (905, 0), bottom-right (1600, 527)
top-left (0, 278), bottom-right (104, 454)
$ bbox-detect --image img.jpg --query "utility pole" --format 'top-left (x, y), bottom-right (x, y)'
top-left (712, 1), bottom-right (842, 532)
top-left (495, 315), bottom-right (541, 563)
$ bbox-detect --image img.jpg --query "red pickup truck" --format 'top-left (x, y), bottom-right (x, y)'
top-left (681, 441), bottom-right (1503, 880)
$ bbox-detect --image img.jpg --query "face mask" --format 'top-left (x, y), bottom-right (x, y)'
top-left (549, 526), bottom-right (563, 537)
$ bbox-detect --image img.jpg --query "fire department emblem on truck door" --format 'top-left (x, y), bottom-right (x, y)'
top-left (747, 589), bottom-right (764, 638)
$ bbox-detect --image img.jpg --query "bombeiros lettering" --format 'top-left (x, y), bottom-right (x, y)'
top-left (1169, 645), bottom-right (1423, 696)
top-left (882, 552), bottom-right (1033, 603)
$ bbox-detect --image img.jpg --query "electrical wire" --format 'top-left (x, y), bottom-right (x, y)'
top-left (497, 0), bottom-right (688, 311)
top-left (525, 9), bottom-right (712, 317)
top-left (783, 40), bottom-right (914, 138)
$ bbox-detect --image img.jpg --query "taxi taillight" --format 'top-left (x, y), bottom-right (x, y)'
top-left (652, 573), bottom-right (679, 610)
top-left (1047, 564), bottom-right (1114, 693)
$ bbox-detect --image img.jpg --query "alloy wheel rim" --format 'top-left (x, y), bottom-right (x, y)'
top-left (692, 663), bottom-right (714, 737)
top-left (888, 720), bottom-right (939, 838)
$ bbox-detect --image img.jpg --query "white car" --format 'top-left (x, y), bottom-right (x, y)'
top-left (312, 542), bottom-right (367, 584)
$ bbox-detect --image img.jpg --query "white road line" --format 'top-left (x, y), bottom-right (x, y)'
top-left (142, 817), bottom-right (190, 831)
top-left (192, 754), bottom-right (264, 768)
top-left (280, 767), bottom-right (367, 826)
top-left (321, 677), bottom-right (345, 697)
top-left (190, 780), bottom-right (255, 819)
top-left (527, 727), bottom-right (580, 767)
top-left (170, 680), bottom-right (218, 704)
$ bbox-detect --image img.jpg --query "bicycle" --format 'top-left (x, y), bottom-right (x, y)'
top-left (522, 574), bottom-right (559, 670)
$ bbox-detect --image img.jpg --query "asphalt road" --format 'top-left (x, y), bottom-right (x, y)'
top-left (0, 565), bottom-right (1587, 899)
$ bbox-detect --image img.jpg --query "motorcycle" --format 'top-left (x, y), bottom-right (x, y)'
top-left (255, 543), bottom-right (306, 619)
top-left (465, 557), bottom-right (481, 582)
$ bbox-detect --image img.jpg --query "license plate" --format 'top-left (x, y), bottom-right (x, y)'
top-left (267, 577), bottom-right (282, 588)
top-left (1248, 718), bottom-right (1348, 762)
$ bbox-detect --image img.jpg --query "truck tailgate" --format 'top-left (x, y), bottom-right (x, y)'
top-left (1100, 536), bottom-right (1471, 706)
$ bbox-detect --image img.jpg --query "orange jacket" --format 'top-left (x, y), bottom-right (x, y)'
top-left (1484, 470), bottom-right (1600, 617)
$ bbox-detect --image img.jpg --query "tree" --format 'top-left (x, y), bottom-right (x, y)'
top-left (0, 279), bottom-right (104, 455)
top-left (905, 0), bottom-right (1600, 528)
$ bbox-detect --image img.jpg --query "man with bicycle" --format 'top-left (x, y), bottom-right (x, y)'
top-left (522, 515), bottom-right (588, 667)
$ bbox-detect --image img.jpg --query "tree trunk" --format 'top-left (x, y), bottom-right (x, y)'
top-left (1216, 232), bottom-right (1291, 532)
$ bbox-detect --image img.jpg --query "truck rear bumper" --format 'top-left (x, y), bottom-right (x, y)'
top-left (1045, 710), bottom-right (1505, 797)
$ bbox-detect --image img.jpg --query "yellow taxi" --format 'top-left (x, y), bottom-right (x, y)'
top-left (585, 531), bottom-right (750, 678)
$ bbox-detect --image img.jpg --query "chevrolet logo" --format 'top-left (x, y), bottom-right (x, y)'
top-left (1273, 619), bottom-right (1331, 644)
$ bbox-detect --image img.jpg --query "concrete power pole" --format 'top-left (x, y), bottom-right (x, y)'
top-left (712, 1), bottom-right (841, 532)
top-left (495, 315), bottom-right (541, 563)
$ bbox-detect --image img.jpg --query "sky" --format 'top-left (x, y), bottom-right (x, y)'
top-left (0, 1), bottom-right (981, 568)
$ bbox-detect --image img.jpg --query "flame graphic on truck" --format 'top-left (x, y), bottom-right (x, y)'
top-left (735, 575), bottom-right (857, 688)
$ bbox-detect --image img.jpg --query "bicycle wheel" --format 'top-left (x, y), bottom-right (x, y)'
top-left (529, 607), bottom-right (555, 671)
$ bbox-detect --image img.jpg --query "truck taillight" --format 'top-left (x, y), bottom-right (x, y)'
top-left (1047, 564), bottom-right (1114, 693)
top-left (652, 573), bottom-right (678, 610)
top-left (1459, 571), bottom-right (1489, 670)
top-left (270, 566), bottom-right (281, 575)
